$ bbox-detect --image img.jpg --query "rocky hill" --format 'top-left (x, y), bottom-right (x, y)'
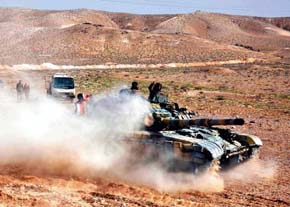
top-left (0, 8), bottom-right (289, 65)
top-left (258, 17), bottom-right (290, 31)
top-left (153, 12), bottom-right (290, 51)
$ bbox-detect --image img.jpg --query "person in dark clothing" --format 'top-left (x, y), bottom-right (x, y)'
top-left (16, 80), bottom-right (24, 101)
top-left (130, 81), bottom-right (139, 94)
top-left (120, 81), bottom-right (139, 95)
top-left (23, 82), bottom-right (30, 100)
top-left (148, 82), bottom-right (167, 103)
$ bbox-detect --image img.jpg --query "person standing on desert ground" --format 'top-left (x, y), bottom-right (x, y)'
top-left (16, 80), bottom-right (24, 101)
top-left (23, 82), bottom-right (30, 100)
top-left (75, 93), bottom-right (86, 116)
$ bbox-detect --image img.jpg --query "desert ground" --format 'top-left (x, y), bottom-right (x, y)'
top-left (0, 60), bottom-right (289, 207)
top-left (0, 7), bottom-right (289, 207)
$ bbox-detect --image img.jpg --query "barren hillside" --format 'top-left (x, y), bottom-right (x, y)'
top-left (154, 12), bottom-right (290, 51)
top-left (106, 12), bottom-right (174, 32)
top-left (1, 8), bottom-right (290, 65)
top-left (258, 17), bottom-right (290, 31)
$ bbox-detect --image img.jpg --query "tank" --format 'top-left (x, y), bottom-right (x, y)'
top-left (123, 101), bottom-right (263, 173)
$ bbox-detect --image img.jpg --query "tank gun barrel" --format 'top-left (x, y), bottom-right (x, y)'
top-left (157, 118), bottom-right (245, 129)
top-left (190, 118), bottom-right (244, 126)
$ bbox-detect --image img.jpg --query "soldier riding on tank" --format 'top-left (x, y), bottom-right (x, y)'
top-left (148, 82), bottom-right (168, 103)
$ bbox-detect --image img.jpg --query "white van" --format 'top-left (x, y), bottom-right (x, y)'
top-left (47, 73), bottom-right (75, 100)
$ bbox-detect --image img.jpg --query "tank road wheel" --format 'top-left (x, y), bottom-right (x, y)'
top-left (221, 155), bottom-right (241, 169)
top-left (228, 155), bottom-right (241, 166)
top-left (241, 146), bottom-right (260, 162)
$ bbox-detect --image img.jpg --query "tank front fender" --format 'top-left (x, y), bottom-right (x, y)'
top-left (234, 133), bottom-right (263, 147)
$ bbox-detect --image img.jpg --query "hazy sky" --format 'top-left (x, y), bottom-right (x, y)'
top-left (0, 0), bottom-right (290, 17)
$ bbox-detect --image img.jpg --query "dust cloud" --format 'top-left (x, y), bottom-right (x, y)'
top-left (221, 158), bottom-right (277, 182)
top-left (0, 88), bottom-right (275, 193)
top-left (119, 163), bottom-right (224, 193)
top-left (0, 89), bottom-right (148, 174)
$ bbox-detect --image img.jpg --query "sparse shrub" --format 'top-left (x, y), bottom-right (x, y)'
top-left (216, 96), bottom-right (225, 100)
top-left (194, 86), bottom-right (203, 90)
